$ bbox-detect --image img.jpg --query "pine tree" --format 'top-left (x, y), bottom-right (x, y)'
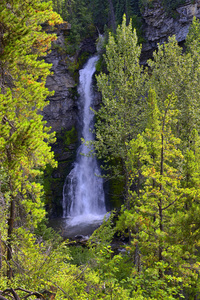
top-left (107, 0), bottom-right (117, 32)
top-left (118, 90), bottom-right (200, 298)
top-left (93, 15), bottom-right (147, 205)
top-left (89, 0), bottom-right (109, 31)
top-left (0, 0), bottom-right (62, 278)
top-left (63, 0), bottom-right (94, 54)
top-left (148, 33), bottom-right (200, 146)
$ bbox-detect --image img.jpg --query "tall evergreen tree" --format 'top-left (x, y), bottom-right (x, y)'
top-left (63, 0), bottom-right (94, 54)
top-left (115, 0), bottom-right (134, 24)
top-left (107, 0), bottom-right (117, 32)
top-left (94, 15), bottom-right (147, 205)
top-left (119, 90), bottom-right (199, 298)
top-left (148, 33), bottom-right (200, 147)
top-left (0, 0), bottom-right (62, 278)
top-left (89, 0), bottom-right (109, 31)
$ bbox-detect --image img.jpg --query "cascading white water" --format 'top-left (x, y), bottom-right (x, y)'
top-left (62, 56), bottom-right (106, 225)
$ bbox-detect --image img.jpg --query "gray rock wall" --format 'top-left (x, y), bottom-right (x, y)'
top-left (42, 31), bottom-right (98, 133)
top-left (43, 29), bottom-right (77, 133)
top-left (141, 0), bottom-right (200, 60)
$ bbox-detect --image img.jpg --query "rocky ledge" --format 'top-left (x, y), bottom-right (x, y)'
top-left (141, 0), bottom-right (200, 60)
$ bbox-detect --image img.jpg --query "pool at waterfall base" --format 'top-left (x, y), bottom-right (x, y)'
top-left (48, 213), bottom-right (108, 239)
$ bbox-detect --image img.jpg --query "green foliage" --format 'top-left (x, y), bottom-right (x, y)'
top-left (88, 214), bottom-right (135, 299)
top-left (89, 213), bottom-right (116, 251)
top-left (116, 90), bottom-right (199, 298)
top-left (66, 51), bottom-right (91, 80)
top-left (89, 0), bottom-right (109, 32)
top-left (131, 15), bottom-right (145, 44)
top-left (43, 0), bottom-right (97, 57)
top-left (69, 245), bottom-right (92, 266)
top-left (109, 174), bottom-right (125, 208)
top-left (64, 0), bottom-right (94, 55)
top-left (162, 0), bottom-right (186, 13)
top-left (90, 16), bottom-right (200, 299)
top-left (148, 34), bottom-right (200, 147)
top-left (42, 0), bottom-right (69, 19)
top-left (42, 163), bottom-right (55, 204)
top-left (93, 15), bottom-right (147, 205)
top-left (0, 0), bottom-right (63, 281)
top-left (10, 228), bottom-right (69, 288)
top-left (139, 0), bottom-right (154, 9)
top-left (2, 5), bottom-right (200, 300)
top-left (115, 0), bottom-right (141, 24)
top-left (139, 0), bottom-right (186, 14)
top-left (186, 16), bottom-right (200, 56)
top-left (34, 219), bottom-right (60, 241)
top-left (0, 0), bottom-right (62, 228)
top-left (95, 35), bottom-right (108, 74)
top-left (62, 126), bottom-right (78, 149)
top-left (95, 55), bottom-right (105, 73)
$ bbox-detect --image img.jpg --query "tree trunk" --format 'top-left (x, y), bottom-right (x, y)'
top-left (0, 230), bottom-right (2, 271)
top-left (125, 0), bottom-right (129, 25)
top-left (158, 131), bottom-right (164, 278)
top-left (7, 197), bottom-right (15, 279)
top-left (107, 0), bottom-right (116, 33)
top-left (56, 0), bottom-right (61, 14)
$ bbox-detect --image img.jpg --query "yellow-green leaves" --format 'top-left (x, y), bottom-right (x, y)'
top-left (0, 0), bottom-right (61, 279)
top-left (94, 15), bottom-right (147, 202)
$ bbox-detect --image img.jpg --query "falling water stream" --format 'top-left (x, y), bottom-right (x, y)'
top-left (62, 55), bottom-right (106, 235)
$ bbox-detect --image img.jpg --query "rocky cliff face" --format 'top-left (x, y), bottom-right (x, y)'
top-left (41, 26), bottom-right (76, 217)
top-left (43, 28), bottom-right (97, 133)
top-left (141, 0), bottom-right (200, 61)
top-left (43, 26), bottom-right (77, 133)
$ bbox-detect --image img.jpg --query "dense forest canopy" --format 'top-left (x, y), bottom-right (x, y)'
top-left (44, 0), bottom-right (189, 56)
top-left (48, 0), bottom-right (188, 35)
top-left (1, 0), bottom-right (200, 299)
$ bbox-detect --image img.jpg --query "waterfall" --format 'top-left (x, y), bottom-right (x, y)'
top-left (62, 56), bottom-right (106, 224)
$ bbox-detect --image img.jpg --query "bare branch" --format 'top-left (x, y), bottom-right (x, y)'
top-left (2, 288), bottom-right (20, 300)
top-left (162, 198), bottom-right (178, 211)
top-left (0, 294), bottom-right (9, 300)
top-left (74, 265), bottom-right (88, 280)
